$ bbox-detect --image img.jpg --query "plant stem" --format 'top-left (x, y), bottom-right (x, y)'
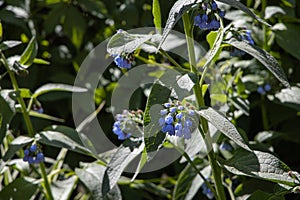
top-left (182, 13), bottom-right (226, 200)
top-left (0, 52), bottom-right (34, 136)
top-left (261, 0), bottom-right (268, 50)
top-left (40, 162), bottom-right (54, 200)
top-left (261, 95), bottom-right (269, 130)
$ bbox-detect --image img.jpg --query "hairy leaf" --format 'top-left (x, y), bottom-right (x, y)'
top-left (33, 83), bottom-right (88, 98)
top-left (219, 150), bottom-right (300, 186)
top-left (197, 107), bottom-right (251, 151)
top-left (107, 31), bottom-right (153, 55)
top-left (272, 86), bottom-right (300, 111)
top-left (157, 0), bottom-right (201, 50)
top-left (102, 139), bottom-right (144, 195)
top-left (0, 41), bottom-right (22, 51)
top-left (216, 0), bottom-right (269, 26)
top-left (153, 0), bottom-right (162, 34)
top-left (51, 176), bottom-right (77, 200)
top-left (226, 38), bottom-right (290, 88)
top-left (76, 163), bottom-right (122, 200)
top-left (3, 136), bottom-right (33, 161)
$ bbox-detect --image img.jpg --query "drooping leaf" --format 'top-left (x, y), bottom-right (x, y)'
top-left (0, 177), bottom-right (38, 200)
top-left (38, 125), bottom-right (99, 160)
top-left (271, 86), bottom-right (300, 111)
top-left (157, 0), bottom-right (202, 50)
top-left (216, 0), bottom-right (270, 26)
top-left (0, 90), bottom-right (15, 144)
top-left (264, 6), bottom-right (285, 19)
top-left (76, 163), bottom-right (122, 200)
top-left (29, 111), bottom-right (65, 123)
top-left (19, 36), bottom-right (37, 67)
top-left (0, 41), bottom-right (22, 51)
top-left (107, 31), bottom-right (153, 55)
top-left (102, 139), bottom-right (144, 196)
top-left (143, 83), bottom-right (171, 161)
top-left (225, 38), bottom-right (290, 88)
top-left (51, 176), bottom-right (77, 200)
top-left (152, 0), bottom-right (162, 34)
top-left (219, 149), bottom-right (300, 186)
top-left (197, 107), bottom-right (251, 151)
top-left (33, 83), bottom-right (88, 98)
top-left (3, 136), bottom-right (33, 161)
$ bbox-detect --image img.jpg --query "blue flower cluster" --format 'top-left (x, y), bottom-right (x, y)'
top-left (194, 1), bottom-right (225, 31)
top-left (23, 144), bottom-right (45, 164)
top-left (230, 30), bottom-right (255, 57)
top-left (159, 101), bottom-right (197, 139)
top-left (113, 110), bottom-right (143, 140)
top-left (257, 84), bottom-right (271, 95)
top-left (113, 55), bottom-right (132, 69)
top-left (201, 183), bottom-right (214, 199)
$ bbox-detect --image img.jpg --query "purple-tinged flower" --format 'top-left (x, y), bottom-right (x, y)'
top-left (211, 1), bottom-right (218, 10)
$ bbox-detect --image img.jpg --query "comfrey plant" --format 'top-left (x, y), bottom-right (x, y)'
top-left (107, 0), bottom-right (300, 199)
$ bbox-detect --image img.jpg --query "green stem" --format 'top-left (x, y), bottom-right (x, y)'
top-left (182, 13), bottom-right (226, 200)
top-left (0, 52), bottom-right (34, 136)
top-left (40, 162), bottom-right (54, 200)
top-left (261, 0), bottom-right (268, 50)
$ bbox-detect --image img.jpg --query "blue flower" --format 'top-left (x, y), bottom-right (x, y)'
top-left (257, 86), bottom-right (266, 95)
top-left (113, 120), bottom-right (131, 140)
top-left (176, 112), bottom-right (183, 120)
top-left (219, 10), bottom-right (226, 18)
top-left (160, 109), bottom-right (168, 116)
top-left (165, 114), bottom-right (174, 124)
top-left (170, 107), bottom-right (177, 113)
top-left (245, 30), bottom-right (255, 45)
top-left (29, 144), bottom-right (38, 153)
top-left (36, 152), bottom-right (45, 162)
top-left (219, 142), bottom-right (233, 151)
top-left (114, 55), bottom-right (131, 69)
top-left (264, 84), bottom-right (271, 92)
top-left (159, 117), bottom-right (165, 126)
top-left (211, 1), bottom-right (218, 10)
top-left (24, 149), bottom-right (30, 156)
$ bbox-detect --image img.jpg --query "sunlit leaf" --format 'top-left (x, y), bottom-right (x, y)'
top-left (19, 37), bottom-right (37, 67)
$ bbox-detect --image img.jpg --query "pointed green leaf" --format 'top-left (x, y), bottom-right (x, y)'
top-left (225, 38), bottom-right (290, 88)
top-left (157, 0), bottom-right (202, 50)
top-left (0, 41), bottom-right (22, 51)
top-left (19, 36), bottom-right (38, 67)
top-left (3, 136), bottom-right (33, 161)
top-left (153, 0), bottom-right (162, 34)
top-left (216, 0), bottom-right (270, 26)
top-left (33, 83), bottom-right (88, 98)
top-left (219, 150), bottom-right (300, 186)
top-left (272, 86), bottom-right (300, 111)
top-left (76, 163), bottom-right (122, 200)
top-left (107, 31), bottom-right (153, 55)
top-left (33, 58), bottom-right (50, 65)
top-left (0, 177), bottom-right (38, 200)
top-left (29, 111), bottom-right (65, 123)
top-left (38, 125), bottom-right (99, 160)
top-left (51, 176), bottom-right (77, 200)
top-left (102, 139), bottom-right (144, 196)
top-left (143, 83), bottom-right (171, 161)
top-left (197, 107), bottom-right (251, 151)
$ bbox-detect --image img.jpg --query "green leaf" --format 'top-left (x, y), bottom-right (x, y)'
top-left (229, 96), bottom-right (250, 116)
top-left (19, 88), bottom-right (32, 98)
top-left (3, 136), bottom-right (33, 161)
top-left (197, 107), bottom-right (251, 151)
top-left (0, 41), bottom-right (22, 51)
top-left (19, 36), bottom-right (38, 67)
top-left (33, 58), bottom-right (50, 65)
top-left (77, 0), bottom-right (108, 19)
top-left (102, 139), bottom-right (144, 196)
top-left (63, 6), bottom-right (87, 49)
top-left (152, 0), bottom-right (162, 34)
top-left (272, 86), bottom-right (300, 111)
top-left (0, 90), bottom-right (15, 144)
top-left (216, 0), bottom-right (270, 26)
top-left (51, 176), bottom-right (77, 200)
top-left (264, 6), bottom-right (285, 19)
top-left (157, 0), bottom-right (202, 50)
top-left (247, 190), bottom-right (285, 200)
top-left (107, 31), bottom-right (153, 55)
top-left (173, 161), bottom-right (210, 200)
top-left (76, 163), bottom-right (122, 200)
top-left (38, 125), bottom-right (99, 159)
top-left (225, 38), bottom-right (290, 88)
top-left (143, 83), bottom-right (171, 161)
top-left (219, 149), bottom-right (300, 186)
top-left (275, 23), bottom-right (300, 60)
top-left (29, 111), bottom-right (65, 123)
top-left (33, 83), bottom-right (88, 98)
top-left (0, 177), bottom-right (38, 200)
